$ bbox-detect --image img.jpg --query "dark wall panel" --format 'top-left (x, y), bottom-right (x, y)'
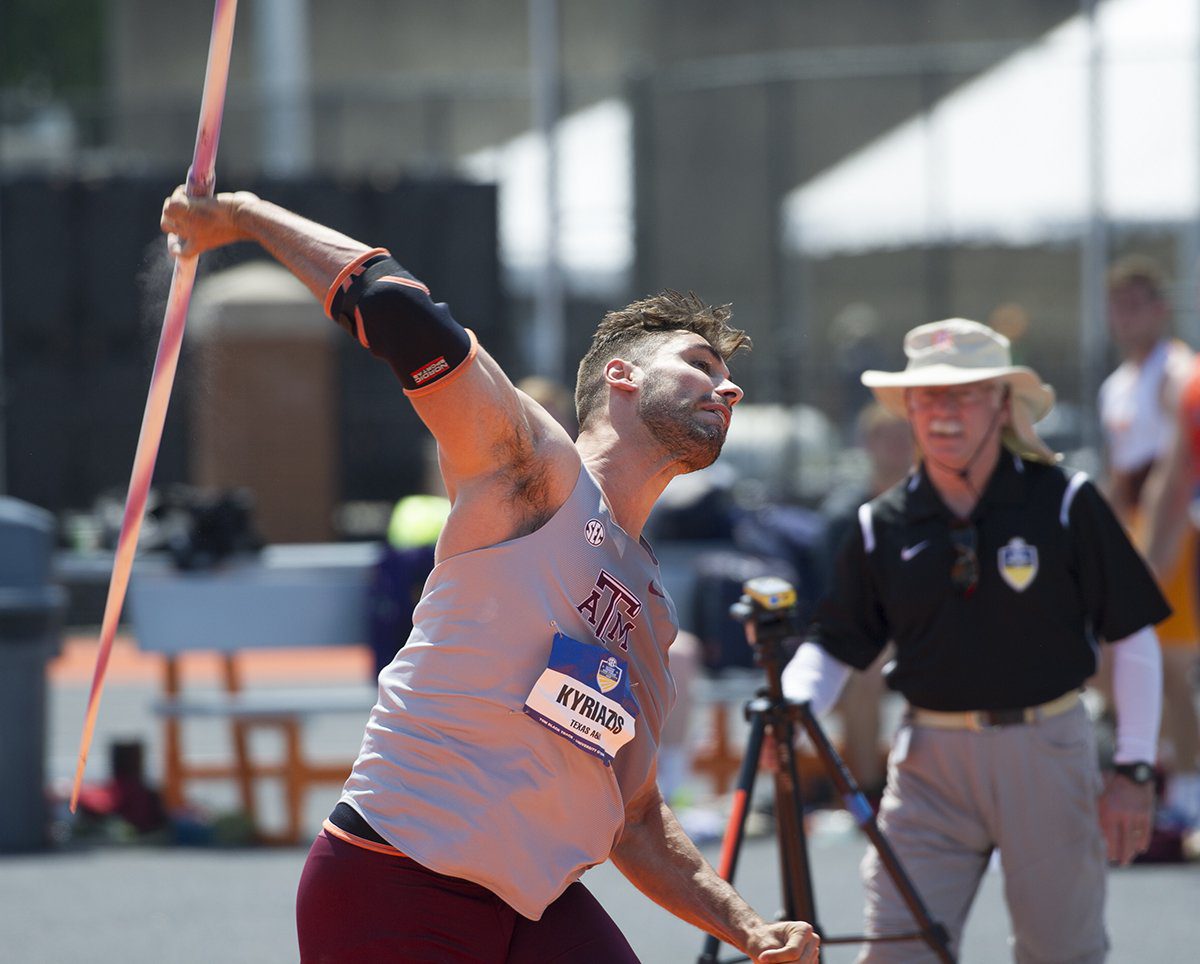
top-left (0, 174), bottom-right (500, 521)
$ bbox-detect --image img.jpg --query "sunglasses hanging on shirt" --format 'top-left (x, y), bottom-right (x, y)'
top-left (949, 523), bottom-right (979, 597)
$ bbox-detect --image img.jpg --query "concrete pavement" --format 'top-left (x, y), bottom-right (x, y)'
top-left (1, 635), bottom-right (1195, 963)
top-left (3, 825), bottom-right (1196, 962)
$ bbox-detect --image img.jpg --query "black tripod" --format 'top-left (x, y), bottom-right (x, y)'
top-left (697, 576), bottom-right (953, 963)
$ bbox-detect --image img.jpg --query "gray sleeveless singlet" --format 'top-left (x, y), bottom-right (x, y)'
top-left (340, 463), bottom-right (679, 919)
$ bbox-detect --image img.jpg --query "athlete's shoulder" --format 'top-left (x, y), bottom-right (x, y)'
top-left (1166, 338), bottom-right (1195, 371)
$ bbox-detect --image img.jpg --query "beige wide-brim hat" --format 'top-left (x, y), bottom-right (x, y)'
top-left (861, 317), bottom-right (1059, 463)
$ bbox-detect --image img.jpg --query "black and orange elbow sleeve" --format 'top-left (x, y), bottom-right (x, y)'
top-left (324, 250), bottom-right (474, 391)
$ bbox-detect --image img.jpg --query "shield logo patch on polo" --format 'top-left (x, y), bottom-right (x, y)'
top-left (998, 537), bottom-right (1038, 591)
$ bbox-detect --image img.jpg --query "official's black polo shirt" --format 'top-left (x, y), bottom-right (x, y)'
top-left (811, 452), bottom-right (1170, 712)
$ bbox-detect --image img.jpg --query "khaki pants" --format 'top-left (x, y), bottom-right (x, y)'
top-left (858, 702), bottom-right (1108, 963)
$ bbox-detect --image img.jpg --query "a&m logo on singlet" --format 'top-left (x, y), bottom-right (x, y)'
top-left (576, 570), bottom-right (643, 652)
top-left (998, 537), bottom-right (1038, 592)
top-left (596, 655), bottom-right (623, 693)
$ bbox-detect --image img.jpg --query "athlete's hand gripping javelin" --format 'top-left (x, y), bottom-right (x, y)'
top-left (162, 187), bottom-right (260, 258)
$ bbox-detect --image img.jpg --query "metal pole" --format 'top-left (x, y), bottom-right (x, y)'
top-left (255, 0), bottom-right (313, 176)
top-left (0, 183), bottom-right (7, 496)
top-left (1178, 20), bottom-right (1200, 347)
top-left (628, 67), bottom-right (657, 300)
top-left (1080, 0), bottom-right (1108, 452)
top-left (528, 0), bottom-right (566, 382)
top-left (765, 78), bottom-right (794, 406)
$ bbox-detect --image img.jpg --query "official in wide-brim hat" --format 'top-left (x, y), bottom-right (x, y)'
top-left (861, 317), bottom-right (1058, 463)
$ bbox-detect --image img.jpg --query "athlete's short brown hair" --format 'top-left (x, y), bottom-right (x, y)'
top-left (574, 290), bottom-right (750, 429)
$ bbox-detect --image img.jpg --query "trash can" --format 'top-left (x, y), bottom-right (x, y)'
top-left (0, 497), bottom-right (66, 852)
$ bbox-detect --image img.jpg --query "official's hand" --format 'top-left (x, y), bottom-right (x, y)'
top-left (747, 920), bottom-right (820, 963)
top-left (1098, 771), bottom-right (1155, 866)
top-left (161, 185), bottom-right (259, 258)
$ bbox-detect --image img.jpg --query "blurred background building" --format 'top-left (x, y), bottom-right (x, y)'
top-left (3, 0), bottom-right (1198, 530)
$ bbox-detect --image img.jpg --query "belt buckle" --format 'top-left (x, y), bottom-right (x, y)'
top-left (972, 708), bottom-right (1026, 730)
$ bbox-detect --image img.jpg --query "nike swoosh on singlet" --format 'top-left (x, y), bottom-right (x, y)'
top-left (900, 541), bottom-right (930, 561)
top-left (648, 581), bottom-right (666, 597)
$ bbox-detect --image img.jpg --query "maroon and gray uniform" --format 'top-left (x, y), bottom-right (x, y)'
top-left (339, 462), bottom-right (678, 920)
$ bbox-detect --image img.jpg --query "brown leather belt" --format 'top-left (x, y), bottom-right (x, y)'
top-left (908, 690), bottom-right (1080, 732)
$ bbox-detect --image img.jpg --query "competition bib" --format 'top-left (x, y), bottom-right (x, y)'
top-left (523, 632), bottom-right (640, 766)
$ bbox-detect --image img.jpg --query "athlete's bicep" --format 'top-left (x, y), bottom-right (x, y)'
top-left (414, 347), bottom-right (571, 482)
top-left (325, 250), bottom-right (545, 477)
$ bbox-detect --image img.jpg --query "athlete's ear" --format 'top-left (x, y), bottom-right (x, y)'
top-left (604, 358), bottom-right (639, 394)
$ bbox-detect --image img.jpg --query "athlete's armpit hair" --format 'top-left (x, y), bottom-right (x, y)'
top-left (483, 415), bottom-right (559, 537)
top-left (574, 290), bottom-right (750, 430)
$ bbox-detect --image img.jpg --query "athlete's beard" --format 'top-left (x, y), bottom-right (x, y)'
top-left (638, 380), bottom-right (727, 473)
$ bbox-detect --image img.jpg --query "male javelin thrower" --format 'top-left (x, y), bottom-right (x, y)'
top-left (161, 186), bottom-right (819, 963)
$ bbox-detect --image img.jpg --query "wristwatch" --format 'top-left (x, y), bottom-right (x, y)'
top-left (1113, 762), bottom-right (1155, 785)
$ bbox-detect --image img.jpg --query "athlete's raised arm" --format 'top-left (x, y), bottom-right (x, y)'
top-left (160, 187), bottom-right (578, 526)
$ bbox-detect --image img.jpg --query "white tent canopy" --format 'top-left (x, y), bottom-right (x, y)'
top-left (461, 97), bottom-right (633, 293)
top-left (784, 0), bottom-right (1200, 256)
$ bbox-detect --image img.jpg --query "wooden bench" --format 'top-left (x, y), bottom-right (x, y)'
top-left (127, 543), bottom-right (380, 844)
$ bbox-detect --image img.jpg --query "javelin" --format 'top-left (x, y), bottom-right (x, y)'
top-left (70, 0), bottom-right (240, 812)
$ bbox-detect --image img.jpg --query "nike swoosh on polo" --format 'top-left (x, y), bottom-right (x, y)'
top-left (900, 541), bottom-right (930, 561)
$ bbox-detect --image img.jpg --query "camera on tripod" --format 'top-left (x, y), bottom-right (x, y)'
top-left (697, 574), bottom-right (954, 964)
top-left (729, 576), bottom-right (801, 651)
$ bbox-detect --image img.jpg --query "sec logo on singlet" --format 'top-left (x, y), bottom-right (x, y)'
top-left (584, 519), bottom-right (606, 546)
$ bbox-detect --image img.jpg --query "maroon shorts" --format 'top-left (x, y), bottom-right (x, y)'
top-left (296, 829), bottom-right (642, 963)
